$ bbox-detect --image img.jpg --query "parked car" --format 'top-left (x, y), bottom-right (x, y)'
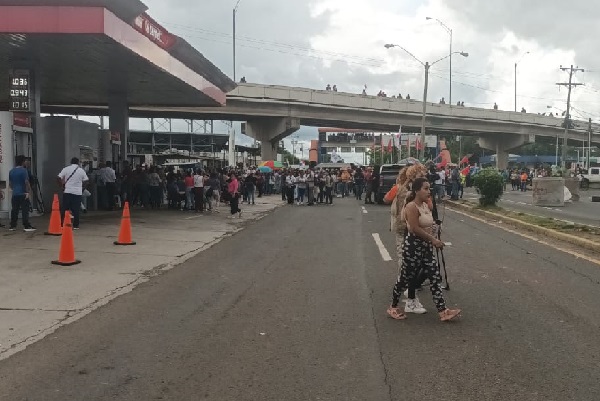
top-left (580, 166), bottom-right (600, 189)
top-left (375, 163), bottom-right (404, 204)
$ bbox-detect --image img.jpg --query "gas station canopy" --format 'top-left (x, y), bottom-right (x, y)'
top-left (0, 0), bottom-right (235, 110)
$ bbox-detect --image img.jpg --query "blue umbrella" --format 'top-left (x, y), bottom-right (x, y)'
top-left (258, 166), bottom-right (273, 173)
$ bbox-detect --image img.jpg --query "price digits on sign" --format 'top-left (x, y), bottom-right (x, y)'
top-left (9, 72), bottom-right (32, 112)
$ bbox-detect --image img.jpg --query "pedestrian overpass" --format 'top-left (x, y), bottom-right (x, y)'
top-left (44, 83), bottom-right (600, 169)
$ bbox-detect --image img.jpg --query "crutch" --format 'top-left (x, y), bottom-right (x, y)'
top-left (435, 224), bottom-right (450, 290)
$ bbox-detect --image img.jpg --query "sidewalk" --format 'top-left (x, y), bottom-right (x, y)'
top-left (0, 196), bottom-right (286, 360)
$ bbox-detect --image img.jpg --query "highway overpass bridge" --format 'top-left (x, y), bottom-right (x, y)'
top-left (44, 83), bottom-right (600, 169)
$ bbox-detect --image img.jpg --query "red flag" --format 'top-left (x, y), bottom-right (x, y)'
top-left (460, 156), bottom-right (469, 165)
top-left (387, 138), bottom-right (393, 153)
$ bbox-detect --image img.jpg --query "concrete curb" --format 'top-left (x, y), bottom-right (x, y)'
top-left (446, 200), bottom-right (600, 254)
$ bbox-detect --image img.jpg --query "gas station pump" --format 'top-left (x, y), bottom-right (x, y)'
top-left (0, 112), bottom-right (15, 220)
top-left (0, 111), bottom-right (39, 220)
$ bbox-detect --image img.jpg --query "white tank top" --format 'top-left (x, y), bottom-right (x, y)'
top-left (406, 202), bottom-right (434, 232)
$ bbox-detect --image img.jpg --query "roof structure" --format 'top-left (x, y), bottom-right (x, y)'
top-left (0, 0), bottom-right (235, 110)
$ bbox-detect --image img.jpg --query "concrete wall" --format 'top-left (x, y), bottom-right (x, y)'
top-left (36, 117), bottom-right (101, 211)
top-left (532, 178), bottom-right (565, 207)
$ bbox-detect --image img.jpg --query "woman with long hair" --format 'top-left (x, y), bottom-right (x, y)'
top-left (387, 177), bottom-right (461, 322)
top-left (385, 164), bottom-right (429, 314)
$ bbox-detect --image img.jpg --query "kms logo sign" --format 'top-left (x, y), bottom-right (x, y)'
top-left (134, 14), bottom-right (176, 50)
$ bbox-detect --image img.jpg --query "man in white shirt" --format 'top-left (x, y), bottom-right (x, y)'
top-left (100, 161), bottom-right (117, 210)
top-left (57, 157), bottom-right (89, 229)
top-left (435, 169), bottom-right (446, 200)
top-left (193, 169), bottom-right (205, 212)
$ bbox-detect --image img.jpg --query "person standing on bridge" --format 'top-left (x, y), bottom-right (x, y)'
top-left (387, 177), bottom-right (461, 322)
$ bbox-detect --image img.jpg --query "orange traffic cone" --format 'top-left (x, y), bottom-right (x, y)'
top-left (44, 194), bottom-right (62, 236)
top-left (52, 211), bottom-right (81, 266)
top-left (114, 202), bottom-right (136, 246)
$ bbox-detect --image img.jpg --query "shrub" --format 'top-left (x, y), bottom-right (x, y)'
top-left (473, 168), bottom-right (504, 207)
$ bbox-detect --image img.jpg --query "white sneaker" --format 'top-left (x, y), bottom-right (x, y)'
top-left (405, 298), bottom-right (427, 314)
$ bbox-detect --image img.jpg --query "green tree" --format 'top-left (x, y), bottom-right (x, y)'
top-left (281, 150), bottom-right (300, 164)
top-left (473, 168), bottom-right (504, 207)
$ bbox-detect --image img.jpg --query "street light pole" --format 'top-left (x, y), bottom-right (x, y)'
top-left (420, 62), bottom-right (430, 160)
top-left (514, 51), bottom-right (529, 112)
top-left (233, 0), bottom-right (242, 82)
top-left (384, 44), bottom-right (468, 160)
top-left (426, 17), bottom-right (453, 104)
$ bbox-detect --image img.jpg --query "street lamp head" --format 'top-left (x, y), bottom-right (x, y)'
top-left (384, 44), bottom-right (395, 49)
top-left (459, 52), bottom-right (469, 57)
top-left (426, 17), bottom-right (432, 20)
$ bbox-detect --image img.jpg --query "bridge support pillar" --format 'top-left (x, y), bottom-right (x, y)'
top-left (478, 134), bottom-right (529, 170)
top-left (246, 117), bottom-right (300, 161)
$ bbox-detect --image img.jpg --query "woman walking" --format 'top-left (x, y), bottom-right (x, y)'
top-left (228, 172), bottom-right (242, 218)
top-left (387, 177), bottom-right (461, 322)
top-left (386, 164), bottom-right (429, 314)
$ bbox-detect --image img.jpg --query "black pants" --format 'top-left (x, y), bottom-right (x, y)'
top-left (61, 193), bottom-right (82, 228)
top-left (230, 194), bottom-right (240, 215)
top-left (325, 187), bottom-right (333, 204)
top-left (106, 182), bottom-right (116, 210)
top-left (194, 187), bottom-right (205, 212)
top-left (10, 195), bottom-right (31, 228)
top-left (391, 233), bottom-right (446, 312)
top-left (287, 186), bottom-right (295, 204)
top-left (281, 185), bottom-right (287, 201)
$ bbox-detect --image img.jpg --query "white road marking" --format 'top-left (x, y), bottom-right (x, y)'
top-left (361, 206), bottom-right (368, 214)
top-left (185, 214), bottom-right (205, 220)
top-left (372, 233), bottom-right (392, 262)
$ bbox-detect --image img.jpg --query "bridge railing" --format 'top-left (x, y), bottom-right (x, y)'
top-left (230, 84), bottom-right (597, 133)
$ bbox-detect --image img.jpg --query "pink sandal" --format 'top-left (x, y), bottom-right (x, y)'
top-left (387, 306), bottom-right (407, 320)
top-left (439, 308), bottom-right (461, 322)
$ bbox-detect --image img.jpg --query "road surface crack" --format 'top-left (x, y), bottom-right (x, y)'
top-left (368, 289), bottom-right (393, 401)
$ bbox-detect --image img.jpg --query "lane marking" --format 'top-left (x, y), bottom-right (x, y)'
top-left (448, 208), bottom-right (600, 267)
top-left (372, 233), bottom-right (392, 262)
top-left (185, 214), bottom-right (205, 220)
top-left (361, 206), bottom-right (368, 214)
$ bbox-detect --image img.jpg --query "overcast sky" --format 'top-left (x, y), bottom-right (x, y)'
top-left (138, 0), bottom-right (599, 162)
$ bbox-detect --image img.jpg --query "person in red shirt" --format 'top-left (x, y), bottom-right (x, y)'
top-left (184, 171), bottom-right (195, 210)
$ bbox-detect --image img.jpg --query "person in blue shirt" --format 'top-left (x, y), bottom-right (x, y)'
top-left (9, 155), bottom-right (36, 232)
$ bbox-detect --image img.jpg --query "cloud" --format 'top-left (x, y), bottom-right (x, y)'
top-left (131, 0), bottom-right (600, 151)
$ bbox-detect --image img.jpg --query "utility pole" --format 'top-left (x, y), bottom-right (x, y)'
top-left (420, 62), bottom-right (430, 160)
top-left (556, 65), bottom-right (584, 169)
top-left (587, 118), bottom-right (592, 170)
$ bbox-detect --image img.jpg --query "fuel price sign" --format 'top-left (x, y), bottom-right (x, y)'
top-left (8, 71), bottom-right (32, 112)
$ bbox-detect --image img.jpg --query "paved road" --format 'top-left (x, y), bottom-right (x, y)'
top-left (463, 187), bottom-right (600, 227)
top-left (1, 197), bottom-right (600, 400)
